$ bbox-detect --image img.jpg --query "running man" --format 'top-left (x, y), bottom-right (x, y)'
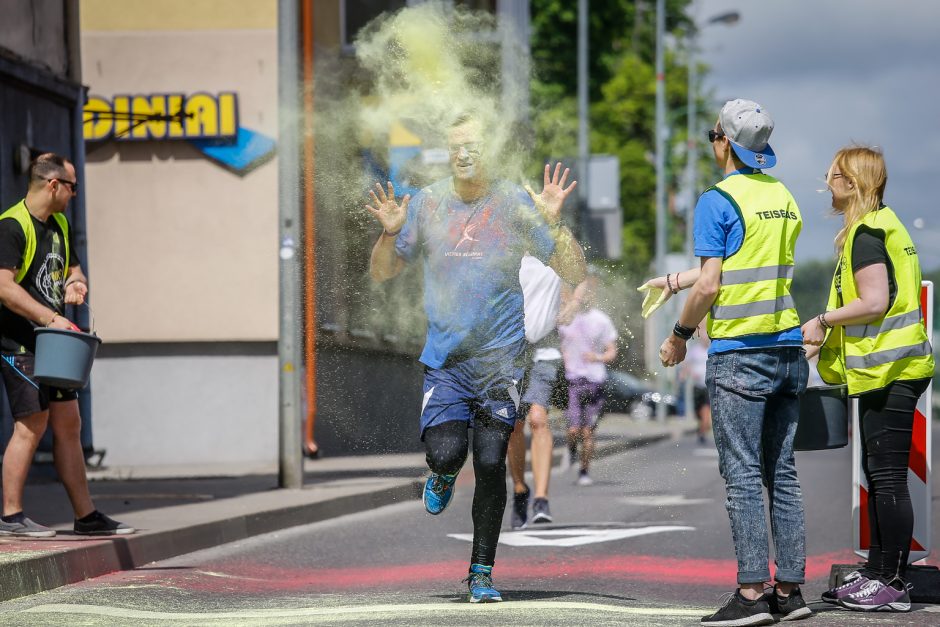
top-left (366, 113), bottom-right (586, 602)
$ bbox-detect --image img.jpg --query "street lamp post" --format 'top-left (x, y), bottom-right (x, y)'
top-left (682, 9), bottom-right (739, 420)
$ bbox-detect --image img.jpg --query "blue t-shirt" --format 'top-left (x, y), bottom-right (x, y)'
top-left (693, 167), bottom-right (802, 355)
top-left (396, 178), bottom-right (556, 368)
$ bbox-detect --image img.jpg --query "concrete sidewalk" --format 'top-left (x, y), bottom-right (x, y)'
top-left (0, 414), bottom-right (696, 603)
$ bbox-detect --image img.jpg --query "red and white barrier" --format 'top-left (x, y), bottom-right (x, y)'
top-left (852, 281), bottom-right (933, 562)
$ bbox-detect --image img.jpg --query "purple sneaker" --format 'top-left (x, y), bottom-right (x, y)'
top-left (839, 578), bottom-right (911, 612)
top-left (821, 570), bottom-right (870, 604)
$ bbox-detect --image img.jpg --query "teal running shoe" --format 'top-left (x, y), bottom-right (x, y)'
top-left (464, 564), bottom-right (502, 603)
top-left (422, 472), bottom-right (457, 515)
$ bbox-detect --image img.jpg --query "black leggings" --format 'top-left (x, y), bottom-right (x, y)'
top-left (857, 377), bottom-right (931, 582)
top-left (424, 415), bottom-right (513, 567)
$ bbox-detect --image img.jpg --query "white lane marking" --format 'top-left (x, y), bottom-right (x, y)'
top-left (22, 601), bottom-right (707, 620)
top-left (693, 448), bottom-right (719, 457)
top-left (621, 495), bottom-right (712, 506)
top-left (449, 525), bottom-right (694, 547)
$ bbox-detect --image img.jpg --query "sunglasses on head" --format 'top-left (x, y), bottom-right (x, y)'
top-left (707, 130), bottom-right (725, 143)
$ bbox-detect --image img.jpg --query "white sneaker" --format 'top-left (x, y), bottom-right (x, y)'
top-left (576, 472), bottom-right (593, 486)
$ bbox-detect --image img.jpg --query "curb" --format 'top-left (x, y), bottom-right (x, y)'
top-left (0, 425), bottom-right (690, 603)
top-left (0, 480), bottom-right (422, 603)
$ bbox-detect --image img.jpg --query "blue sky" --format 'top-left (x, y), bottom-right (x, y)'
top-left (696, 0), bottom-right (940, 270)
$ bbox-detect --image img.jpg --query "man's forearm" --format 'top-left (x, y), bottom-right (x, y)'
top-left (547, 225), bottom-right (586, 286)
top-left (369, 232), bottom-right (403, 282)
top-left (0, 282), bottom-right (57, 326)
top-left (678, 281), bottom-right (718, 329)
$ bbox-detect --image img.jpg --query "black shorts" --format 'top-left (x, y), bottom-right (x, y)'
top-left (0, 353), bottom-right (78, 418)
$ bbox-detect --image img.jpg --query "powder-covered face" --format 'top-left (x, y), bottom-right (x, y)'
top-left (448, 120), bottom-right (485, 182)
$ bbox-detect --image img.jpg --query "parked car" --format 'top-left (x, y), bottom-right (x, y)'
top-left (548, 369), bottom-right (678, 419)
top-left (604, 370), bottom-right (679, 418)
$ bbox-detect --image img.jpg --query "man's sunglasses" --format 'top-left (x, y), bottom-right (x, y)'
top-left (707, 130), bottom-right (725, 143)
top-left (46, 178), bottom-right (78, 192)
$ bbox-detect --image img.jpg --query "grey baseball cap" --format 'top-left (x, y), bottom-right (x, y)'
top-left (719, 99), bottom-right (776, 169)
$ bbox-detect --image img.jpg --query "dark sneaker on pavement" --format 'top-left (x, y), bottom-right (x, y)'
top-left (701, 590), bottom-right (774, 626)
top-left (422, 472), bottom-right (458, 515)
top-left (822, 570), bottom-right (869, 604)
top-left (74, 511), bottom-right (136, 536)
top-left (510, 485), bottom-right (529, 530)
top-left (839, 577), bottom-right (911, 612)
top-left (532, 497), bottom-right (553, 523)
top-left (576, 471), bottom-right (593, 486)
top-left (767, 587), bottom-right (812, 621)
top-left (0, 515), bottom-right (55, 538)
top-left (464, 563), bottom-right (502, 603)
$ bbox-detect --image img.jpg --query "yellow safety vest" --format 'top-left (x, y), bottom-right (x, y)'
top-left (0, 200), bottom-right (70, 284)
top-left (817, 206), bottom-right (934, 395)
top-left (705, 173), bottom-right (802, 339)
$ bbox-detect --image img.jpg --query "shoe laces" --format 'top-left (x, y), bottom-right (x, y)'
top-left (464, 571), bottom-right (494, 591)
top-left (431, 476), bottom-right (450, 496)
top-left (834, 573), bottom-right (865, 591)
top-left (852, 579), bottom-right (884, 598)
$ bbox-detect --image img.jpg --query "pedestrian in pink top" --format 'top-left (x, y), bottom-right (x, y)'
top-left (559, 276), bottom-right (617, 486)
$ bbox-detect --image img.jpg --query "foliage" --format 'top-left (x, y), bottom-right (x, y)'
top-left (529, 0), bottom-right (713, 272)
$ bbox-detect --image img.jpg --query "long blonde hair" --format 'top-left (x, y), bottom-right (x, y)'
top-left (829, 145), bottom-right (887, 255)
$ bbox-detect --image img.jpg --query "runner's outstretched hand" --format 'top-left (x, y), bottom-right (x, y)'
top-left (525, 162), bottom-right (577, 226)
top-left (365, 181), bottom-right (410, 236)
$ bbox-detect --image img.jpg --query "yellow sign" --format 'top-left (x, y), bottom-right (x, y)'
top-left (83, 93), bottom-right (239, 142)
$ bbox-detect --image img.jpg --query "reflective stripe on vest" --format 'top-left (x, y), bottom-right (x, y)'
top-left (0, 200), bottom-right (70, 284)
top-left (705, 173), bottom-right (802, 339)
top-left (816, 206), bottom-right (934, 394)
top-left (720, 264), bottom-right (794, 286)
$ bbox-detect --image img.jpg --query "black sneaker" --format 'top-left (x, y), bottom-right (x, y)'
top-left (532, 498), bottom-right (553, 523)
top-left (74, 511), bottom-right (136, 536)
top-left (768, 586), bottom-right (812, 621)
top-left (701, 590), bottom-right (774, 626)
top-left (510, 485), bottom-right (529, 530)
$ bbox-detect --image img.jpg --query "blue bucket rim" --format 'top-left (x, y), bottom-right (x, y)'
top-left (34, 327), bottom-right (102, 345)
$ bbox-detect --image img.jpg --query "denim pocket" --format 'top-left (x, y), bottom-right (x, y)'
top-left (729, 350), bottom-right (778, 395)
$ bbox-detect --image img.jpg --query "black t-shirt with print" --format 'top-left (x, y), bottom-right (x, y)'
top-left (0, 210), bottom-right (80, 352)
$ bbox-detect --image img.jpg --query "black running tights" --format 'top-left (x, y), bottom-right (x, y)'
top-left (857, 377), bottom-right (930, 582)
top-left (424, 416), bottom-right (513, 567)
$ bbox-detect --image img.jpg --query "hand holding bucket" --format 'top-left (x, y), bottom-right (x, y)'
top-left (33, 303), bottom-right (101, 390)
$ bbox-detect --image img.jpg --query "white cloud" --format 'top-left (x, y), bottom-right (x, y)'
top-left (694, 0), bottom-right (940, 269)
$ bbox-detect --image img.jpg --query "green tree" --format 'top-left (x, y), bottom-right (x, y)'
top-left (529, 0), bottom-right (713, 271)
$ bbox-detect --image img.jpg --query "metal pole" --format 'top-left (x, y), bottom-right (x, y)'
top-left (654, 0), bottom-right (667, 420)
top-left (577, 0), bottom-right (589, 237)
top-left (683, 30), bottom-right (697, 422)
top-left (277, 0), bottom-right (303, 489)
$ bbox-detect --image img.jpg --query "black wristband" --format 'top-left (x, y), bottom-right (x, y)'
top-left (673, 321), bottom-right (695, 341)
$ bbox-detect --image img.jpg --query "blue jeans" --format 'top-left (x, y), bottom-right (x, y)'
top-left (707, 346), bottom-right (808, 584)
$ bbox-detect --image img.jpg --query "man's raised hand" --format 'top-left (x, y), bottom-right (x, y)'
top-left (365, 181), bottom-right (410, 236)
top-left (524, 162), bottom-right (578, 226)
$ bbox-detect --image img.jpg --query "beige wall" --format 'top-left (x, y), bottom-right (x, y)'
top-left (81, 2), bottom-right (278, 342)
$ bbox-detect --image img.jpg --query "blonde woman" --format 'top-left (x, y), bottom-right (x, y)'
top-left (803, 146), bottom-right (934, 613)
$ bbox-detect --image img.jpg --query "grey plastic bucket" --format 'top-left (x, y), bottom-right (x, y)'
top-left (794, 384), bottom-right (848, 451)
top-left (33, 328), bottom-right (102, 389)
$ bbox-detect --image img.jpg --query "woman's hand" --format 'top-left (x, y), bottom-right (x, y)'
top-left (801, 315), bottom-right (827, 346)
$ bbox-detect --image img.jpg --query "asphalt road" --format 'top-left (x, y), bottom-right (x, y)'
top-left (1, 431), bottom-right (939, 626)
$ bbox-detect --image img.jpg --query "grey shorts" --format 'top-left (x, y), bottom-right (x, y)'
top-left (521, 359), bottom-right (560, 411)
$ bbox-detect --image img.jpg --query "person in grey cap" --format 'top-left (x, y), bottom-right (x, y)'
top-left (640, 99), bottom-right (811, 625)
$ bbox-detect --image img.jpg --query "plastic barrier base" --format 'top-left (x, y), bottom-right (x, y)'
top-left (829, 563), bottom-right (940, 604)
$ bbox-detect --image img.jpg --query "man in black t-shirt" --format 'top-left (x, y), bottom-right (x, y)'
top-left (0, 153), bottom-right (134, 538)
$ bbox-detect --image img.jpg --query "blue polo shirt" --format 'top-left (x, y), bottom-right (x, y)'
top-left (396, 177), bottom-right (555, 368)
top-left (693, 167), bottom-right (803, 355)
